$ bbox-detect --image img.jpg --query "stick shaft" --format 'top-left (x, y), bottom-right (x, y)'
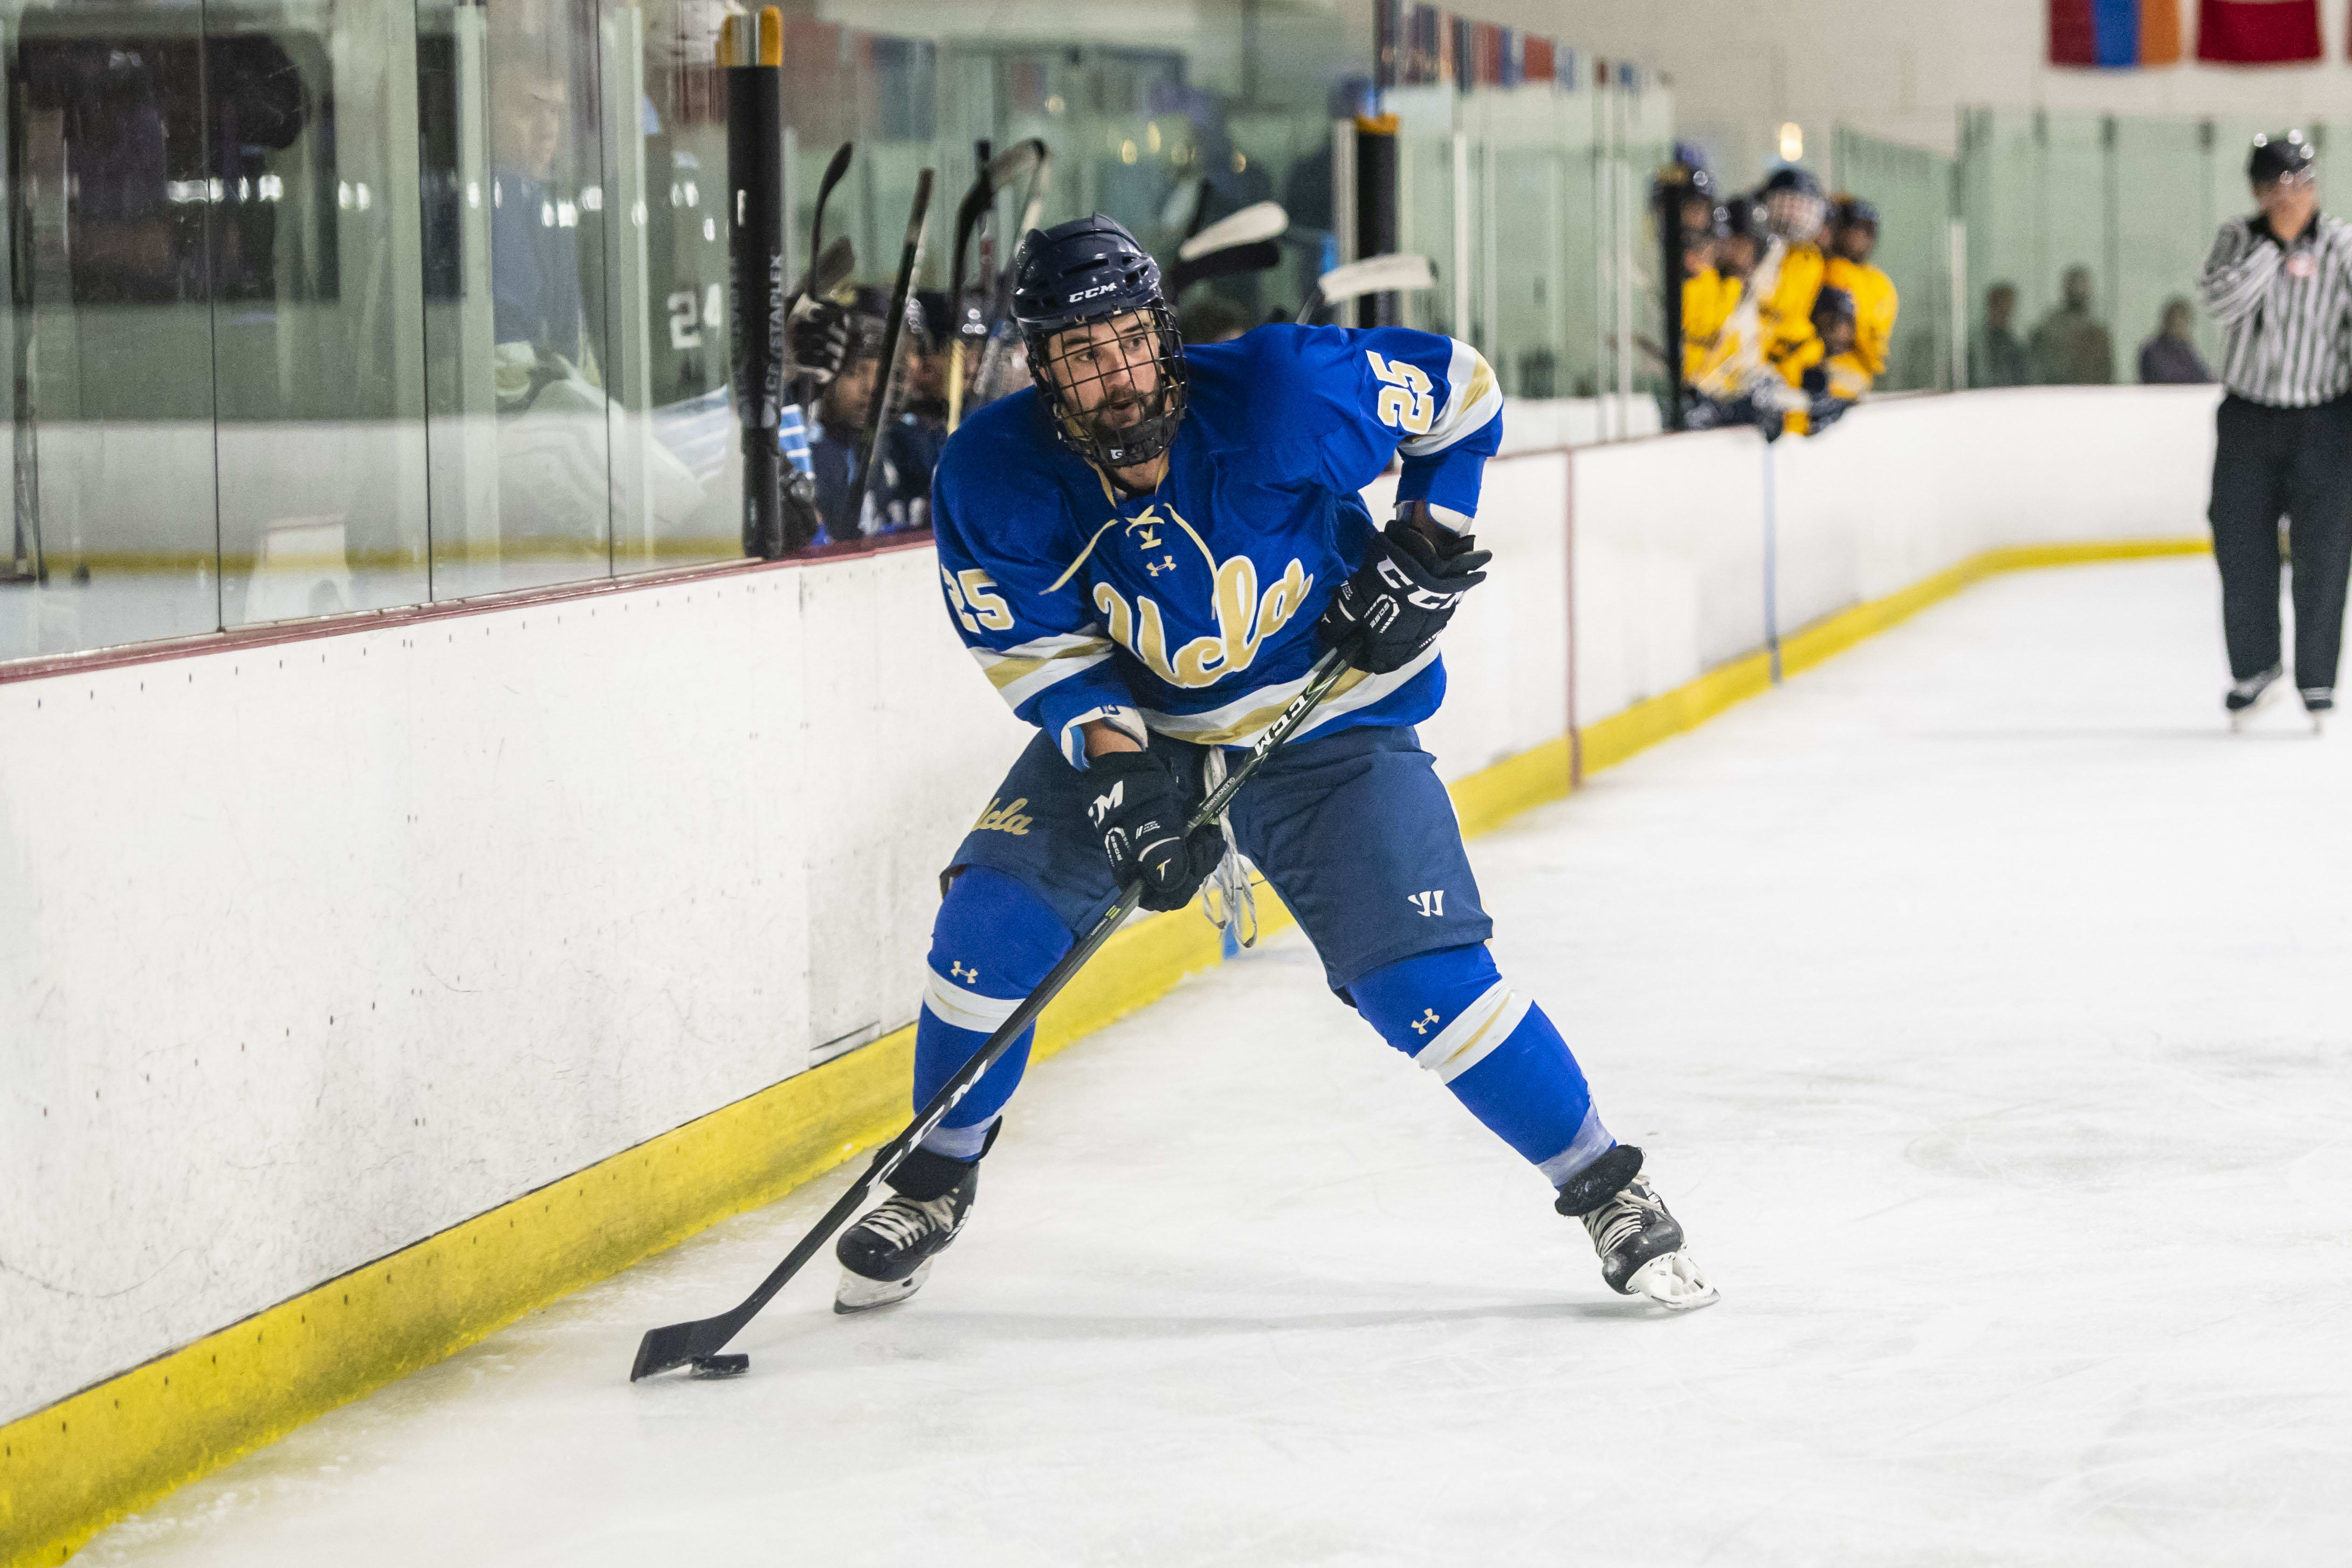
top-left (630, 650), bottom-right (1350, 1377)
top-left (850, 169), bottom-right (934, 518)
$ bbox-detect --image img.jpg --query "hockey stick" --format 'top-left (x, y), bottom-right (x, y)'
top-left (1294, 252), bottom-right (1435, 325)
top-left (847, 167), bottom-right (934, 529)
top-left (807, 141), bottom-right (854, 280)
top-left (1177, 198), bottom-right (1288, 263)
top-left (1010, 139), bottom-right (1053, 239)
top-left (776, 235), bottom-right (855, 552)
top-left (1165, 200), bottom-right (1289, 297)
top-left (945, 141), bottom-right (993, 435)
top-left (630, 647), bottom-right (1354, 1381)
top-left (947, 140), bottom-right (1046, 432)
top-left (1167, 240), bottom-right (1283, 299)
top-left (776, 143), bottom-right (856, 552)
top-left (968, 142), bottom-right (1053, 401)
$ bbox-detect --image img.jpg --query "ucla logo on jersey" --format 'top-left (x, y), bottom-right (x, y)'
top-left (1090, 502), bottom-right (1313, 691)
top-left (973, 796), bottom-right (1033, 836)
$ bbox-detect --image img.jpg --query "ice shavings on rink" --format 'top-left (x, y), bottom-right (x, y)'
top-left (79, 558), bottom-right (2352, 1565)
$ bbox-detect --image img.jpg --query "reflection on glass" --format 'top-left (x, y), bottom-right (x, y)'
top-left (4, 5), bottom-right (224, 657)
top-left (13, 0), bottom-right (1745, 661)
top-left (214, 0), bottom-right (432, 627)
top-left (620, 0), bottom-right (734, 571)
top-left (422, 0), bottom-right (621, 597)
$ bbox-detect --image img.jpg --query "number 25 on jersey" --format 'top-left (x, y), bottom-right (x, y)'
top-left (1366, 351), bottom-right (1434, 436)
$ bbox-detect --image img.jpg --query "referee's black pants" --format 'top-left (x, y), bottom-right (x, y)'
top-left (2208, 393), bottom-right (2352, 691)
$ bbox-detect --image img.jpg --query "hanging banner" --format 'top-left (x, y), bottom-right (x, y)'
top-left (2050, 0), bottom-right (2183, 65)
top-left (2196, 0), bottom-right (2321, 61)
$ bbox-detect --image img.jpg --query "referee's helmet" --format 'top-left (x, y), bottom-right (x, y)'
top-left (2249, 130), bottom-right (2316, 186)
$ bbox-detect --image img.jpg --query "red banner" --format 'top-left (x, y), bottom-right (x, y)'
top-left (2197, 0), bottom-right (2321, 62)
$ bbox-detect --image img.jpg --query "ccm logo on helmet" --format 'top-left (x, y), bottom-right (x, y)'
top-left (1071, 280), bottom-right (1124, 301)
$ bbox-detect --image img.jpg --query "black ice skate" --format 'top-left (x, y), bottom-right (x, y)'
top-left (2302, 687), bottom-right (2333, 734)
top-left (2226, 665), bottom-right (2283, 730)
top-left (835, 1147), bottom-right (979, 1314)
top-left (1554, 1145), bottom-right (1718, 1310)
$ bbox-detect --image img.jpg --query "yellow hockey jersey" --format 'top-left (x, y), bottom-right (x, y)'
top-left (1825, 257), bottom-right (1899, 381)
top-left (1760, 241), bottom-right (1826, 367)
top-left (1680, 269), bottom-right (1743, 383)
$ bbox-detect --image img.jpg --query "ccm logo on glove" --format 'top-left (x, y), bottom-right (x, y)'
top-left (1317, 514), bottom-right (1492, 674)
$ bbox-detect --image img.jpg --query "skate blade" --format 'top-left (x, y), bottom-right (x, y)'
top-left (2229, 678), bottom-right (2285, 732)
top-left (1622, 1250), bottom-right (1719, 1311)
top-left (834, 1259), bottom-right (933, 1315)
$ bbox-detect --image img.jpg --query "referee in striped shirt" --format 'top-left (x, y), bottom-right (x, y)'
top-left (2199, 131), bottom-right (2352, 727)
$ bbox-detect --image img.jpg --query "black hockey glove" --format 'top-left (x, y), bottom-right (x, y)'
top-left (786, 294), bottom-right (851, 387)
top-left (1084, 748), bottom-right (1225, 913)
top-left (1317, 516), bottom-right (1492, 675)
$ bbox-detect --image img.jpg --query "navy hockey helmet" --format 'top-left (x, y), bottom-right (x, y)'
top-left (2249, 130), bottom-right (2316, 186)
top-left (1812, 284), bottom-right (1858, 328)
top-left (1833, 194), bottom-right (1880, 232)
top-left (1010, 214), bottom-right (1189, 470)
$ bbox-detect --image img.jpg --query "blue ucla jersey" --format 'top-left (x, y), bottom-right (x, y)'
top-left (932, 322), bottom-right (1503, 766)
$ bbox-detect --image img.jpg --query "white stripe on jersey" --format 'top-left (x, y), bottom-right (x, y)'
top-left (971, 630), bottom-right (1118, 712)
top-left (1398, 339), bottom-right (1504, 459)
top-left (1133, 642), bottom-right (1441, 748)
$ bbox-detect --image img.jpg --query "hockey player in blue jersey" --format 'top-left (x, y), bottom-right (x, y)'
top-left (834, 216), bottom-right (1716, 1313)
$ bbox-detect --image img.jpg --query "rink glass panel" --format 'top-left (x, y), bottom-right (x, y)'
top-left (1388, 68), bottom-right (1670, 408)
top-left (4, 0), bottom-right (1700, 665)
top-left (7, 2), bottom-right (233, 655)
top-left (1955, 108), bottom-right (2340, 387)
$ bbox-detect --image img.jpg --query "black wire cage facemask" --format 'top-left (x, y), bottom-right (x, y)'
top-left (1024, 301), bottom-right (1190, 472)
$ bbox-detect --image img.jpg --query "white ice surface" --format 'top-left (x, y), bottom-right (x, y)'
top-left (82, 559), bottom-right (2352, 1565)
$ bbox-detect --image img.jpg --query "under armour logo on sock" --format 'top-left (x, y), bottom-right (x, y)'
top-left (951, 961), bottom-right (980, 984)
top-left (1408, 1007), bottom-right (1441, 1035)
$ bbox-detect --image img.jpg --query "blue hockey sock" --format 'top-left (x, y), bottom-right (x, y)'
top-left (912, 865), bottom-right (1072, 1159)
top-left (1351, 944), bottom-right (1614, 1187)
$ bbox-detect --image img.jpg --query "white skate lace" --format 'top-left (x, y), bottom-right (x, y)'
top-left (1583, 1178), bottom-right (1663, 1255)
top-left (858, 1194), bottom-right (957, 1251)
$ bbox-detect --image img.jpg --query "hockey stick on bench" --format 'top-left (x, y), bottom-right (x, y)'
top-left (630, 647), bottom-right (1353, 1381)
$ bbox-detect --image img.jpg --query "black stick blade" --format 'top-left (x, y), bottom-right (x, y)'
top-left (631, 1317), bottom-right (725, 1381)
top-left (1167, 239), bottom-right (1281, 297)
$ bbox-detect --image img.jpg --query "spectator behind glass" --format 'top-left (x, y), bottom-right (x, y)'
top-left (2138, 297), bottom-right (2215, 384)
top-left (2031, 265), bottom-right (2116, 384)
top-left (902, 289), bottom-right (952, 475)
top-left (806, 299), bottom-right (932, 542)
top-left (1972, 282), bottom-right (2030, 387)
top-left (1824, 196), bottom-right (1896, 384)
top-left (1716, 200), bottom-right (1763, 285)
top-left (488, 56), bottom-right (581, 371)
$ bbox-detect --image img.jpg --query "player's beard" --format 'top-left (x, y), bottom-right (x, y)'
top-left (1079, 384), bottom-right (1167, 451)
